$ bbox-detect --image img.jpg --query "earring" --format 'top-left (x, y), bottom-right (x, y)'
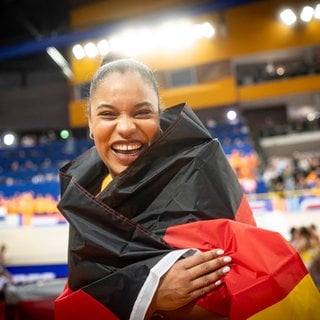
top-left (89, 132), bottom-right (94, 140)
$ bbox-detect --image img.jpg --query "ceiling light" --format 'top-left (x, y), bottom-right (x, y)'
top-left (227, 110), bottom-right (237, 121)
top-left (3, 133), bottom-right (16, 146)
top-left (314, 4), bottom-right (320, 19)
top-left (280, 8), bottom-right (297, 26)
top-left (300, 5), bottom-right (314, 22)
top-left (72, 44), bottom-right (85, 60)
top-left (201, 22), bottom-right (215, 38)
top-left (97, 40), bottom-right (110, 56)
top-left (72, 20), bottom-right (215, 59)
top-left (46, 47), bottom-right (73, 79)
top-left (84, 42), bottom-right (98, 58)
top-left (276, 66), bottom-right (285, 76)
top-left (60, 130), bottom-right (70, 139)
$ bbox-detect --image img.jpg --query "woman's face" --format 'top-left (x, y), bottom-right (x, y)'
top-left (88, 71), bottom-right (160, 177)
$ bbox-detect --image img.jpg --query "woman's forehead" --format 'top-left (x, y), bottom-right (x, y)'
top-left (91, 72), bottom-right (158, 107)
top-left (96, 71), bottom-right (155, 94)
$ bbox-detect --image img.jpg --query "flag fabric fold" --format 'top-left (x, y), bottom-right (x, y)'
top-left (55, 103), bottom-right (319, 320)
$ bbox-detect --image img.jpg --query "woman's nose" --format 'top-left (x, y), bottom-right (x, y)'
top-left (116, 115), bottom-right (136, 136)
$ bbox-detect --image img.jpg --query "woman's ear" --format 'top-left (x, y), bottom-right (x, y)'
top-left (88, 117), bottom-right (93, 140)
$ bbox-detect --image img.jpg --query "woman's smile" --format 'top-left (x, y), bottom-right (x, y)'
top-left (111, 141), bottom-right (145, 165)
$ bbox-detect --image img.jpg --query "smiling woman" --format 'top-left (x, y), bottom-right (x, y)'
top-left (55, 57), bottom-right (238, 320)
top-left (87, 61), bottom-right (161, 177)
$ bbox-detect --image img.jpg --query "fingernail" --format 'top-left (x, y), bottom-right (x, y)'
top-left (216, 249), bottom-right (224, 255)
top-left (222, 266), bottom-right (230, 273)
top-left (215, 280), bottom-right (222, 286)
top-left (224, 256), bottom-right (232, 263)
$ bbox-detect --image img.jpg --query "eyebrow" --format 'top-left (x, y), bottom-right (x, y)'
top-left (96, 101), bottom-right (155, 110)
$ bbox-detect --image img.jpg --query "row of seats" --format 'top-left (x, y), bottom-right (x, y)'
top-left (0, 139), bottom-right (93, 186)
top-left (0, 124), bottom-right (256, 189)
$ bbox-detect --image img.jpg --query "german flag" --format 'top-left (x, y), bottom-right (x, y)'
top-left (164, 219), bottom-right (320, 319)
top-left (55, 104), bottom-right (319, 319)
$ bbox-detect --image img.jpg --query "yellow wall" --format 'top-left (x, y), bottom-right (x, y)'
top-left (160, 77), bottom-right (238, 109)
top-left (239, 75), bottom-right (320, 102)
top-left (69, 100), bottom-right (88, 128)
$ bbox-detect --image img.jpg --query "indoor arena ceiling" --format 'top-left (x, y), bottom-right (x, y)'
top-left (0, 0), bottom-right (99, 73)
top-left (0, 0), bottom-right (259, 74)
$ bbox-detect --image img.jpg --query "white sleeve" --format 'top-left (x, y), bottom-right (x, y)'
top-left (129, 248), bottom-right (199, 320)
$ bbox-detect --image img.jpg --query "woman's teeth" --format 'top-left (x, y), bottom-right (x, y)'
top-left (113, 143), bottom-right (142, 153)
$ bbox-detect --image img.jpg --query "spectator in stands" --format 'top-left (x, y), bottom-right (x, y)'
top-left (309, 249), bottom-right (320, 291)
top-left (294, 225), bottom-right (320, 274)
top-left (309, 224), bottom-right (320, 249)
top-left (20, 134), bottom-right (36, 147)
top-left (0, 244), bottom-right (12, 290)
top-left (295, 226), bottom-right (314, 269)
top-left (261, 151), bottom-right (320, 193)
top-left (289, 227), bottom-right (300, 249)
top-left (307, 225), bottom-right (320, 290)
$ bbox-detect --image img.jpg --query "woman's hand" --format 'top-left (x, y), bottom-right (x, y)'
top-left (146, 249), bottom-right (231, 318)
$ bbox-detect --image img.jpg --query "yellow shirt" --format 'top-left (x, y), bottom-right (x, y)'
top-left (100, 174), bottom-right (112, 192)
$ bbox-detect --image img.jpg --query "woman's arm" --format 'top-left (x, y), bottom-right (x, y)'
top-left (145, 249), bottom-right (231, 319)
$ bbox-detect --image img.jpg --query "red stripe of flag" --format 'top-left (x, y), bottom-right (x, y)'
top-left (55, 283), bottom-right (119, 320)
top-left (234, 194), bottom-right (256, 225)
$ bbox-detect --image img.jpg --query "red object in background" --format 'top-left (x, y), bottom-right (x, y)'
top-left (0, 300), bottom-right (5, 320)
top-left (13, 298), bottom-right (54, 320)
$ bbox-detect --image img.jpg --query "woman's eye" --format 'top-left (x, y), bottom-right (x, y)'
top-left (134, 110), bottom-right (153, 118)
top-left (99, 112), bottom-right (117, 119)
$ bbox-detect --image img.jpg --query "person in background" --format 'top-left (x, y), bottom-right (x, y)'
top-left (293, 225), bottom-right (320, 290)
top-left (0, 245), bottom-right (12, 283)
top-left (309, 249), bottom-right (320, 290)
top-left (308, 224), bottom-right (320, 290)
top-left (0, 244), bottom-right (12, 299)
top-left (309, 224), bottom-right (320, 247)
top-left (289, 226), bottom-right (299, 249)
top-left (296, 226), bottom-right (315, 269)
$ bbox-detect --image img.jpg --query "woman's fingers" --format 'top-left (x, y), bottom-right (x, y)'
top-left (150, 249), bottom-right (232, 312)
top-left (188, 263), bottom-right (231, 299)
top-left (182, 249), bottom-right (226, 269)
top-left (184, 249), bottom-right (231, 277)
top-left (181, 249), bottom-right (232, 296)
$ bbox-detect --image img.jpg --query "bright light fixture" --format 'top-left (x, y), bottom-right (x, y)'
top-left (201, 22), bottom-right (215, 38)
top-left (72, 20), bottom-right (215, 59)
top-left (133, 28), bottom-right (156, 54)
top-left (3, 133), bottom-right (16, 146)
top-left (227, 110), bottom-right (237, 121)
top-left (276, 66), bottom-right (285, 76)
top-left (84, 42), bottom-right (99, 58)
top-left (97, 40), bottom-right (110, 56)
top-left (72, 44), bottom-right (85, 60)
top-left (280, 8), bottom-right (297, 26)
top-left (60, 130), bottom-right (70, 139)
top-left (46, 47), bottom-right (73, 79)
top-left (157, 21), bottom-right (195, 52)
top-left (300, 5), bottom-right (314, 22)
top-left (314, 4), bottom-right (320, 19)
